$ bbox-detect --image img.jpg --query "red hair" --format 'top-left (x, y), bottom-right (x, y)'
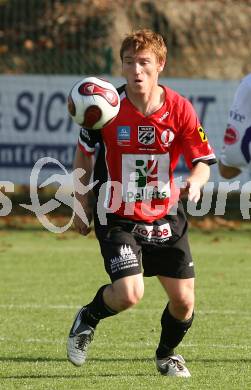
top-left (120, 29), bottom-right (167, 63)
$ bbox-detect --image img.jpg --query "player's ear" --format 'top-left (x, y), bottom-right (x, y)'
top-left (158, 59), bottom-right (165, 73)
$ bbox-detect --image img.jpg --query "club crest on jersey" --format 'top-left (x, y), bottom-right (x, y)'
top-left (138, 126), bottom-right (155, 145)
top-left (161, 129), bottom-right (175, 146)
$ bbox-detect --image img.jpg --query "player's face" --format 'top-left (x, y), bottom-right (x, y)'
top-left (122, 48), bottom-right (164, 95)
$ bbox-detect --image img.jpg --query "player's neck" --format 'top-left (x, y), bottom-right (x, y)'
top-left (126, 85), bottom-right (165, 116)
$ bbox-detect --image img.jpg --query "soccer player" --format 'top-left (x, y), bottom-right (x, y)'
top-left (219, 73), bottom-right (251, 178)
top-left (67, 29), bottom-right (216, 377)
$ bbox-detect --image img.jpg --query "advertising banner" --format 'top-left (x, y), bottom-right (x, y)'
top-left (0, 75), bottom-right (250, 186)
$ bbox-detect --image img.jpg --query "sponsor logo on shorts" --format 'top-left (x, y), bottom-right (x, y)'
top-left (110, 245), bottom-right (138, 273)
top-left (132, 222), bottom-right (172, 243)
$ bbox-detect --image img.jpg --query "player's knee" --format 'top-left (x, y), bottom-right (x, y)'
top-left (113, 279), bottom-right (144, 310)
top-left (171, 295), bottom-right (194, 319)
top-left (122, 286), bottom-right (144, 309)
top-left (119, 294), bottom-right (141, 309)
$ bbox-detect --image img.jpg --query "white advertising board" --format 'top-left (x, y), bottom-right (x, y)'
top-left (0, 75), bottom-right (249, 186)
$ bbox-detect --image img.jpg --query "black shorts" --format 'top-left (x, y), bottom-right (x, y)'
top-left (94, 202), bottom-right (195, 283)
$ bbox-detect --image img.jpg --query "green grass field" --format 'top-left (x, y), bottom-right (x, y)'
top-left (0, 224), bottom-right (251, 390)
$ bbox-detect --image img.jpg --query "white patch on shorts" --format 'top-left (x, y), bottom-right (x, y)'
top-left (110, 245), bottom-right (138, 273)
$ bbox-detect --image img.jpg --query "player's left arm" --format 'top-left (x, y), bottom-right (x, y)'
top-left (182, 162), bottom-right (210, 203)
top-left (179, 99), bottom-right (217, 202)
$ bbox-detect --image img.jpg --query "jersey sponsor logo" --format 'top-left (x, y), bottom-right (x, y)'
top-left (161, 129), bottom-right (175, 146)
top-left (122, 154), bottom-right (170, 202)
top-left (224, 126), bottom-right (239, 145)
top-left (117, 126), bottom-right (131, 146)
top-left (230, 110), bottom-right (245, 123)
top-left (132, 222), bottom-right (172, 243)
top-left (159, 111), bottom-right (170, 121)
top-left (138, 126), bottom-right (155, 145)
top-left (117, 126), bottom-right (131, 140)
top-left (198, 126), bottom-right (208, 142)
top-left (125, 186), bottom-right (168, 202)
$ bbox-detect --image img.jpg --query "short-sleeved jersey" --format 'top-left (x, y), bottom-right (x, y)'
top-left (78, 84), bottom-right (216, 222)
top-left (220, 73), bottom-right (251, 169)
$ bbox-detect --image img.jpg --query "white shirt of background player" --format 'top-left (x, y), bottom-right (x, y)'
top-left (219, 74), bottom-right (251, 178)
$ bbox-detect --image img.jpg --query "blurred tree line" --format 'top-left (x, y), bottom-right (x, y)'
top-left (0, 0), bottom-right (251, 78)
top-left (0, 0), bottom-right (113, 74)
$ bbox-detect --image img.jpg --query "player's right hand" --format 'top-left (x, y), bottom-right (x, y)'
top-left (73, 213), bottom-right (92, 236)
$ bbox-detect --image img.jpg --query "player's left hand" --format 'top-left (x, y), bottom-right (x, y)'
top-left (180, 180), bottom-right (201, 203)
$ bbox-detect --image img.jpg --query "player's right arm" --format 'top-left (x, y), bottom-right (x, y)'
top-left (73, 145), bottom-right (95, 235)
top-left (73, 127), bottom-right (100, 235)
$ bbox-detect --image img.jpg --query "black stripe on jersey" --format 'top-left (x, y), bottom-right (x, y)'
top-left (93, 138), bottom-right (108, 200)
top-left (79, 127), bottom-right (102, 149)
top-left (192, 158), bottom-right (217, 166)
top-left (117, 84), bottom-right (126, 96)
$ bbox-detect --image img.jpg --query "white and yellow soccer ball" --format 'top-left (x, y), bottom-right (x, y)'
top-left (68, 77), bottom-right (120, 130)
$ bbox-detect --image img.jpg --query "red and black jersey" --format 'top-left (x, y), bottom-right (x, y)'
top-left (78, 84), bottom-right (216, 222)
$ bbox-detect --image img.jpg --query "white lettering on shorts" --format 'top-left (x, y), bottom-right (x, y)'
top-left (110, 245), bottom-right (139, 274)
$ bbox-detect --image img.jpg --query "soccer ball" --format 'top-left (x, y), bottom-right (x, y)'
top-left (67, 76), bottom-right (120, 130)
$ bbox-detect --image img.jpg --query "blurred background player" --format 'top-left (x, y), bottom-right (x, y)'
top-left (219, 73), bottom-right (251, 178)
top-left (67, 29), bottom-right (216, 377)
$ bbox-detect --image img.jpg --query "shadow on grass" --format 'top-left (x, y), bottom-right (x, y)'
top-left (0, 373), bottom-right (157, 379)
top-left (0, 356), bottom-right (251, 364)
top-left (0, 357), bottom-right (156, 379)
top-left (0, 357), bottom-right (67, 362)
top-left (1, 356), bottom-right (251, 380)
